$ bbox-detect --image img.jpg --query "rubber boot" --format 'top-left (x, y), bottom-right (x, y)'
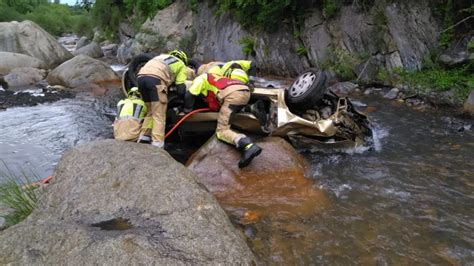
top-left (237, 137), bottom-right (262, 168)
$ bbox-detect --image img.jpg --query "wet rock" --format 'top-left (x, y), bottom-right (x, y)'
top-left (102, 43), bottom-right (119, 57)
top-left (187, 136), bottom-right (329, 219)
top-left (0, 52), bottom-right (47, 74)
top-left (0, 20), bottom-right (72, 68)
top-left (424, 90), bottom-right (461, 107)
top-left (439, 51), bottom-right (470, 67)
top-left (0, 140), bottom-right (255, 264)
top-left (384, 88), bottom-right (399, 99)
top-left (75, 36), bottom-right (90, 50)
top-left (329, 82), bottom-right (359, 95)
top-left (0, 87), bottom-right (74, 109)
top-left (463, 89), bottom-right (474, 116)
top-left (47, 55), bottom-right (118, 88)
top-left (73, 42), bottom-right (104, 58)
top-left (117, 39), bottom-right (144, 64)
top-left (3, 67), bottom-right (46, 87)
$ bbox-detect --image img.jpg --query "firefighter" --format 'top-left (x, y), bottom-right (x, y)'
top-left (136, 50), bottom-right (189, 147)
top-left (183, 69), bottom-right (262, 168)
top-left (113, 87), bottom-right (147, 141)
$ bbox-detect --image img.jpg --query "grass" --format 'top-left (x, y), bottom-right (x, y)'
top-left (0, 166), bottom-right (39, 227)
top-left (239, 36), bottom-right (255, 57)
top-left (397, 65), bottom-right (474, 100)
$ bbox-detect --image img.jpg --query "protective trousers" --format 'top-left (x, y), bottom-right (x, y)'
top-left (216, 89), bottom-right (250, 146)
top-left (137, 75), bottom-right (168, 142)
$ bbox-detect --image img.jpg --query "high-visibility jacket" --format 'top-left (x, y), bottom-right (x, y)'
top-left (113, 97), bottom-right (147, 141)
top-left (187, 73), bottom-right (246, 111)
top-left (116, 97), bottom-right (147, 121)
top-left (138, 54), bottom-right (187, 87)
top-left (220, 60), bottom-right (252, 74)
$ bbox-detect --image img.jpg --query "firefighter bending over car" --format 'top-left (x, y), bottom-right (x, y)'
top-left (182, 69), bottom-right (262, 168)
top-left (136, 50), bottom-right (189, 148)
top-left (197, 60), bottom-right (257, 88)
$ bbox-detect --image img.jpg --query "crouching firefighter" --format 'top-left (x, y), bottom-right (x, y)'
top-left (113, 87), bottom-right (147, 141)
top-left (183, 69), bottom-right (262, 168)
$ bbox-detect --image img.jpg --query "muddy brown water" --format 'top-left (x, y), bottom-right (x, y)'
top-left (0, 85), bottom-right (473, 264)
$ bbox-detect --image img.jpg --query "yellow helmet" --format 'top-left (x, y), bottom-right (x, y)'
top-left (169, 50), bottom-right (188, 65)
top-left (229, 69), bottom-right (249, 84)
top-left (128, 87), bottom-right (141, 98)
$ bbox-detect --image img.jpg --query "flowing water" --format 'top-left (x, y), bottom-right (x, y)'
top-left (0, 84), bottom-right (473, 263)
top-left (0, 95), bottom-right (115, 179)
top-left (254, 95), bottom-right (474, 264)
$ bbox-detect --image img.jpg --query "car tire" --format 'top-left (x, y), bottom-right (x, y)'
top-left (127, 53), bottom-right (154, 87)
top-left (121, 70), bottom-right (134, 96)
top-left (285, 69), bottom-right (328, 110)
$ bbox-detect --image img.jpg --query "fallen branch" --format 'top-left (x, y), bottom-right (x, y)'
top-left (439, 15), bottom-right (474, 34)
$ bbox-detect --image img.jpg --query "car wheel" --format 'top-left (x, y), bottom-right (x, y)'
top-left (127, 53), bottom-right (154, 88)
top-left (285, 69), bottom-right (328, 110)
top-left (121, 70), bottom-right (134, 96)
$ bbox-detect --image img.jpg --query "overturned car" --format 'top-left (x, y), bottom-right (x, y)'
top-left (122, 54), bottom-right (373, 150)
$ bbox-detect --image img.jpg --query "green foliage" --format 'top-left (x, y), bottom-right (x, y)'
top-left (24, 4), bottom-right (73, 36)
top-left (0, 168), bottom-right (39, 227)
top-left (186, 0), bottom-right (201, 12)
top-left (468, 39), bottom-right (474, 51)
top-left (0, 0), bottom-right (48, 14)
top-left (321, 48), bottom-right (363, 80)
top-left (239, 36), bottom-right (255, 57)
top-left (213, 0), bottom-right (310, 32)
top-left (398, 62), bottom-right (474, 100)
top-left (296, 44), bottom-right (307, 56)
top-left (323, 0), bottom-right (338, 18)
top-left (124, 0), bottom-right (173, 18)
top-left (0, 4), bottom-right (24, 22)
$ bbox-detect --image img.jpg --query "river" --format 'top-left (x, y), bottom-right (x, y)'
top-left (0, 84), bottom-right (472, 263)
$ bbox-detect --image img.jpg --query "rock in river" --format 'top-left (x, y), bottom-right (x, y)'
top-left (0, 52), bottom-right (46, 75)
top-left (0, 20), bottom-right (72, 68)
top-left (47, 55), bottom-right (119, 88)
top-left (0, 140), bottom-right (255, 264)
top-left (187, 136), bottom-right (330, 263)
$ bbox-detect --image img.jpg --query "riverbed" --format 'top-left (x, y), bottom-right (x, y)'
top-left (0, 86), bottom-right (472, 263)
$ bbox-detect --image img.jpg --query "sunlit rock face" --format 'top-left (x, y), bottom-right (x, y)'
top-left (0, 140), bottom-right (255, 265)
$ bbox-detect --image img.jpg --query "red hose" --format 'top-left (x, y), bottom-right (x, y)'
top-left (165, 108), bottom-right (211, 139)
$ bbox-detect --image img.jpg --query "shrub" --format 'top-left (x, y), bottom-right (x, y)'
top-left (239, 36), bottom-right (255, 57)
top-left (398, 62), bottom-right (474, 100)
top-left (323, 0), bottom-right (338, 18)
top-left (0, 4), bottom-right (24, 22)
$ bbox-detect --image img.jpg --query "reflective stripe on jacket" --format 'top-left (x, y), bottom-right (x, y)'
top-left (116, 98), bottom-right (147, 121)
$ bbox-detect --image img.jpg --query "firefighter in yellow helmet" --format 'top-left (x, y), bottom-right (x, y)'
top-left (183, 69), bottom-right (262, 168)
top-left (136, 50), bottom-right (189, 147)
top-left (113, 87), bottom-right (147, 141)
top-left (196, 60), bottom-right (256, 87)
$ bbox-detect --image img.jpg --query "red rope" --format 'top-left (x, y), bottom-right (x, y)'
top-left (165, 108), bottom-right (211, 139)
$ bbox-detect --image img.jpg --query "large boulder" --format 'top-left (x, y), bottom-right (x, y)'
top-left (0, 20), bottom-right (72, 68)
top-left (0, 140), bottom-right (255, 264)
top-left (3, 67), bottom-right (46, 87)
top-left (0, 52), bottom-right (46, 75)
top-left (73, 41), bottom-right (104, 58)
top-left (187, 136), bottom-right (330, 262)
top-left (47, 55), bottom-right (119, 88)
